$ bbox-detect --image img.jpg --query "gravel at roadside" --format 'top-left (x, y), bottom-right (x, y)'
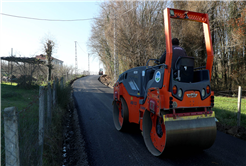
top-left (62, 92), bottom-right (89, 166)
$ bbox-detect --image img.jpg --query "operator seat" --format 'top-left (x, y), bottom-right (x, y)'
top-left (174, 56), bottom-right (194, 83)
top-left (140, 67), bottom-right (164, 105)
top-left (143, 67), bottom-right (156, 89)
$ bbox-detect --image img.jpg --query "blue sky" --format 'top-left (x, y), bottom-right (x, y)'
top-left (0, 0), bottom-right (103, 73)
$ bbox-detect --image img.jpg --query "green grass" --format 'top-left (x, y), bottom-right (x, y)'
top-left (213, 96), bottom-right (246, 127)
top-left (43, 83), bottom-right (72, 166)
top-left (1, 76), bottom-right (83, 165)
top-left (18, 105), bottom-right (40, 166)
top-left (1, 82), bottom-right (39, 111)
top-left (1, 82), bottom-right (18, 86)
top-left (1, 83), bottom-right (40, 166)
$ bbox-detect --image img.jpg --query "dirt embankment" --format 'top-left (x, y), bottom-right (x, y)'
top-left (98, 75), bottom-right (114, 89)
top-left (216, 122), bottom-right (246, 141)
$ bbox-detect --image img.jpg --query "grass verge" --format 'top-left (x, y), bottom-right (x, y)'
top-left (214, 96), bottom-right (246, 128)
top-left (43, 75), bottom-right (85, 165)
top-left (42, 83), bottom-right (72, 166)
top-left (1, 82), bottom-right (39, 110)
top-left (42, 108), bottom-right (67, 165)
top-left (1, 75), bottom-right (81, 166)
top-left (1, 82), bottom-right (39, 166)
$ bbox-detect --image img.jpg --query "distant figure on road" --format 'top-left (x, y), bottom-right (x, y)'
top-left (99, 68), bottom-right (103, 75)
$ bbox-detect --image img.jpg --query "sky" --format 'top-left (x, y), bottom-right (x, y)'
top-left (0, 0), bottom-right (103, 74)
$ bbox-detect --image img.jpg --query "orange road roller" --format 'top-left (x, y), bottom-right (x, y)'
top-left (113, 8), bottom-right (216, 156)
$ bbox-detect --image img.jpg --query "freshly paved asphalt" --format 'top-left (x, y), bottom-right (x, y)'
top-left (73, 75), bottom-right (246, 166)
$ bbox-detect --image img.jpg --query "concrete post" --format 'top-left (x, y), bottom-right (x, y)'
top-left (53, 79), bottom-right (56, 106)
top-left (47, 83), bottom-right (52, 126)
top-left (4, 107), bottom-right (20, 166)
top-left (39, 86), bottom-right (45, 166)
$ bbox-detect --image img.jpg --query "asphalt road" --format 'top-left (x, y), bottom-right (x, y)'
top-left (73, 75), bottom-right (246, 166)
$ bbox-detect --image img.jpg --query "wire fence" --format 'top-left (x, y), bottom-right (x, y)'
top-left (1, 75), bottom-right (77, 166)
top-left (214, 90), bottom-right (246, 98)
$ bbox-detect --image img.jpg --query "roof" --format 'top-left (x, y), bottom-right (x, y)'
top-left (1, 56), bottom-right (45, 64)
top-left (35, 54), bottom-right (46, 61)
top-left (35, 54), bottom-right (63, 62)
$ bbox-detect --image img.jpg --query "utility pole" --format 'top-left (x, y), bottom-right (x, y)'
top-left (113, 10), bottom-right (118, 82)
top-left (88, 53), bottom-right (90, 75)
top-left (75, 41), bottom-right (77, 75)
top-left (11, 48), bottom-right (13, 85)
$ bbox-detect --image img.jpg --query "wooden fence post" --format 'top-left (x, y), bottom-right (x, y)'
top-left (237, 86), bottom-right (242, 127)
top-left (47, 83), bottom-right (52, 126)
top-left (4, 107), bottom-right (20, 166)
top-left (39, 86), bottom-right (45, 166)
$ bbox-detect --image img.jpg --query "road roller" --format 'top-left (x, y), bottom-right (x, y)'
top-left (113, 8), bottom-right (216, 156)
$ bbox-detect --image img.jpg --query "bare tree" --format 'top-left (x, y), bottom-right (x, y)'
top-left (88, 1), bottom-right (246, 91)
top-left (88, 1), bottom-right (167, 78)
top-left (43, 39), bottom-right (55, 81)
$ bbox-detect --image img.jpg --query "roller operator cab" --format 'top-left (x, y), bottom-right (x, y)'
top-left (113, 8), bottom-right (216, 156)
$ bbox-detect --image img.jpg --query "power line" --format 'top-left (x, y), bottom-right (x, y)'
top-left (2, 0), bottom-right (134, 3)
top-left (76, 42), bottom-right (87, 54)
top-left (2, 0), bottom-right (104, 3)
top-left (0, 2), bottom-right (142, 22)
top-left (0, 13), bottom-right (96, 21)
top-left (2, 0), bottom-right (140, 3)
top-left (75, 41), bottom-right (78, 75)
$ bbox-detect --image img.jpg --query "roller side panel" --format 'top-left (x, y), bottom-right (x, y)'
top-left (115, 83), bottom-right (143, 124)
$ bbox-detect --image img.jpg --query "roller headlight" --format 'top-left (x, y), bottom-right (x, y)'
top-left (202, 89), bottom-right (206, 97)
top-left (178, 89), bottom-right (183, 98)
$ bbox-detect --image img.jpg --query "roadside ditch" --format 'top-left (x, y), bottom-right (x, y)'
top-left (61, 76), bottom-right (89, 166)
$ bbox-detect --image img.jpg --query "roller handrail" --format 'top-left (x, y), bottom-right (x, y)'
top-left (146, 59), bottom-right (167, 69)
top-left (146, 59), bottom-right (159, 66)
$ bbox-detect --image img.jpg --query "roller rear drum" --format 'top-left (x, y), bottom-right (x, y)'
top-left (143, 110), bottom-right (217, 156)
top-left (113, 97), bottom-right (130, 131)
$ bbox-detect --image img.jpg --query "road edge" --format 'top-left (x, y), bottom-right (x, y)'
top-left (62, 89), bottom-right (89, 166)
